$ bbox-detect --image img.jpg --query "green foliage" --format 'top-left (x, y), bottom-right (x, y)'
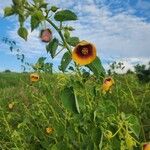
top-left (127, 115), bottom-right (141, 138)
top-left (0, 73), bottom-right (149, 149)
top-left (4, 7), bottom-right (15, 17)
top-left (32, 57), bottom-right (53, 73)
top-left (31, 11), bottom-right (45, 31)
top-left (54, 10), bottom-right (77, 21)
top-left (17, 27), bottom-right (28, 41)
top-left (12, 0), bottom-right (22, 6)
top-left (59, 52), bottom-right (72, 72)
top-left (134, 63), bottom-right (150, 83)
top-left (60, 86), bottom-right (79, 113)
top-left (3, 1), bottom-right (149, 149)
top-left (46, 38), bottom-right (59, 58)
top-left (66, 37), bottom-right (80, 47)
top-left (86, 56), bottom-right (106, 78)
top-left (50, 6), bottom-right (59, 12)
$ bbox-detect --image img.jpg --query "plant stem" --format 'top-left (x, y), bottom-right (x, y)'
top-left (46, 18), bottom-right (82, 76)
top-left (46, 18), bottom-right (71, 54)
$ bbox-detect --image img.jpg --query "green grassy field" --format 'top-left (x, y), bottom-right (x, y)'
top-left (0, 72), bottom-right (150, 150)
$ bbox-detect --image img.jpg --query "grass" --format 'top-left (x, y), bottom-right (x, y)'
top-left (0, 72), bottom-right (150, 150)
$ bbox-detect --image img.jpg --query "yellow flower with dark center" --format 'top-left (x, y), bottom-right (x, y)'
top-left (8, 102), bottom-right (15, 109)
top-left (30, 73), bottom-right (39, 82)
top-left (72, 40), bottom-right (96, 65)
top-left (143, 143), bottom-right (150, 150)
top-left (102, 77), bottom-right (114, 94)
top-left (46, 127), bottom-right (54, 134)
top-left (40, 29), bottom-right (52, 43)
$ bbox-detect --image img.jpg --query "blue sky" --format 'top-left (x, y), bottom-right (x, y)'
top-left (0, 0), bottom-right (150, 72)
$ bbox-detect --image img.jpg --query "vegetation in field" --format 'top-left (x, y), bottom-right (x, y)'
top-left (0, 73), bottom-right (150, 149)
top-left (1, 0), bottom-right (150, 149)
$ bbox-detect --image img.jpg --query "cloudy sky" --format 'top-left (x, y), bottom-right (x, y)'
top-left (0, 0), bottom-right (150, 72)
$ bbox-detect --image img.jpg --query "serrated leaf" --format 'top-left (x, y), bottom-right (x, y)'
top-left (60, 52), bottom-right (72, 72)
top-left (31, 11), bottom-right (45, 31)
top-left (17, 27), bottom-right (28, 41)
top-left (4, 7), bottom-right (15, 17)
top-left (60, 86), bottom-right (79, 113)
top-left (46, 38), bottom-right (59, 58)
top-left (66, 37), bottom-right (79, 47)
top-left (86, 57), bottom-right (106, 78)
top-left (54, 10), bottom-right (77, 22)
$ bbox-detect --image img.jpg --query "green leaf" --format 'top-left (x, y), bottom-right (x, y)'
top-left (60, 86), bottom-right (79, 113)
top-left (50, 6), bottom-right (59, 12)
top-left (12, 0), bottom-right (22, 6)
top-left (54, 10), bottom-right (77, 22)
top-left (4, 7), bottom-right (15, 17)
top-left (64, 30), bottom-right (70, 39)
top-left (60, 52), bottom-right (72, 72)
top-left (86, 57), bottom-right (106, 78)
top-left (17, 27), bottom-right (28, 41)
top-left (63, 26), bottom-right (75, 31)
top-left (31, 11), bottom-right (45, 31)
top-left (66, 37), bottom-right (79, 47)
top-left (127, 115), bottom-right (141, 138)
top-left (39, 3), bottom-right (48, 8)
top-left (46, 38), bottom-right (59, 58)
top-left (37, 57), bottom-right (46, 64)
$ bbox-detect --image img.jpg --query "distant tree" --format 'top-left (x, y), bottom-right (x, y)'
top-left (108, 61), bottom-right (125, 75)
top-left (126, 69), bottom-right (134, 74)
top-left (4, 69), bottom-right (11, 73)
top-left (134, 63), bottom-right (150, 83)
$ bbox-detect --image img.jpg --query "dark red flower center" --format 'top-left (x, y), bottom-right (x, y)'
top-left (32, 76), bottom-right (38, 80)
top-left (76, 44), bottom-right (92, 58)
top-left (106, 78), bottom-right (111, 81)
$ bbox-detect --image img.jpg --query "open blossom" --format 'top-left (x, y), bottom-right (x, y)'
top-left (30, 73), bottom-right (39, 82)
top-left (102, 77), bottom-right (114, 94)
top-left (72, 40), bottom-right (96, 65)
top-left (8, 102), bottom-right (15, 109)
top-left (40, 29), bottom-right (52, 43)
top-left (143, 143), bottom-right (150, 150)
top-left (46, 127), bottom-right (54, 134)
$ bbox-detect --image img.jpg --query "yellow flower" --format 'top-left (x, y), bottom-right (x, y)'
top-left (46, 127), bottom-right (54, 134)
top-left (40, 29), bottom-right (52, 43)
top-left (102, 77), bottom-right (114, 94)
top-left (8, 102), bottom-right (15, 109)
top-left (30, 73), bottom-right (39, 82)
top-left (72, 40), bottom-right (96, 65)
top-left (143, 143), bottom-right (150, 150)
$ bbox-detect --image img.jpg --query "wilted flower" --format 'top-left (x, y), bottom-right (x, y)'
top-left (8, 102), bottom-right (15, 109)
top-left (102, 77), bottom-right (114, 94)
top-left (143, 143), bottom-right (150, 150)
top-left (72, 40), bottom-right (96, 65)
top-left (40, 29), bottom-right (52, 43)
top-left (30, 73), bottom-right (39, 82)
top-left (46, 127), bottom-right (54, 134)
